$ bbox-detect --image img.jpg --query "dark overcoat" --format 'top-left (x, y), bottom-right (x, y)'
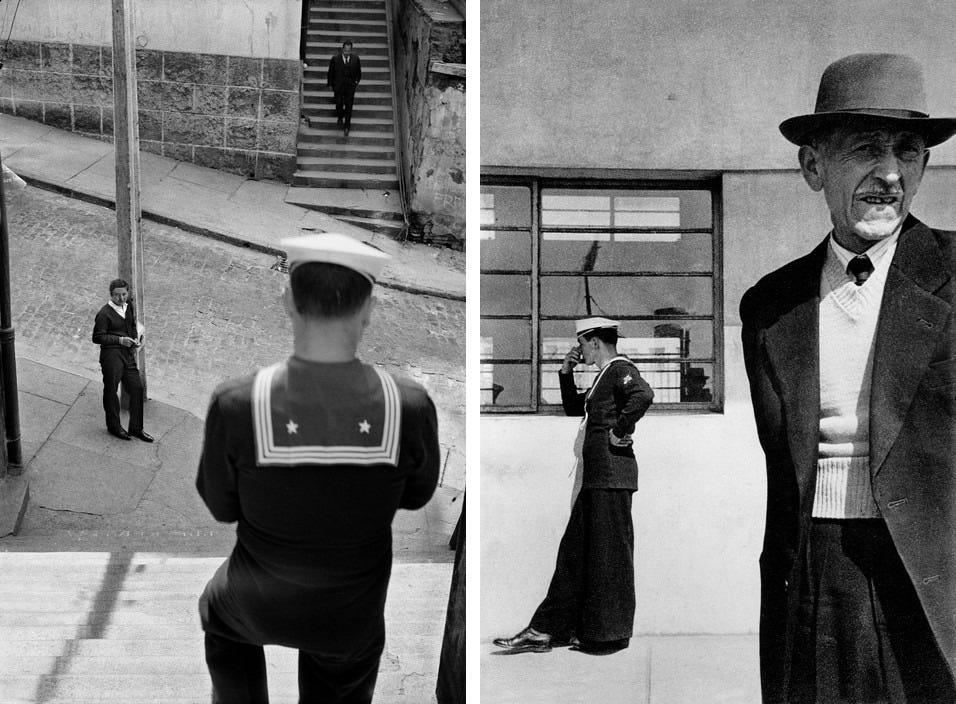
top-left (740, 215), bottom-right (956, 702)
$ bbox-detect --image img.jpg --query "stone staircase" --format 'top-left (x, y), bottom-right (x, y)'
top-left (0, 552), bottom-right (450, 703)
top-left (290, 0), bottom-right (405, 238)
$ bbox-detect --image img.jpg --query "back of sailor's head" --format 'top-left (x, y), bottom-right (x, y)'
top-left (281, 233), bottom-right (391, 319)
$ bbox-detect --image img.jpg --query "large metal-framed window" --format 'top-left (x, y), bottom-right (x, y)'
top-left (480, 174), bottom-right (723, 413)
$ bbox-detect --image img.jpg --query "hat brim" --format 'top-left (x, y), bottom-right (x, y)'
top-left (779, 111), bottom-right (956, 148)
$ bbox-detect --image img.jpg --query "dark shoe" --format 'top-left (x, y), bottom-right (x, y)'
top-left (344, 127), bottom-right (350, 137)
top-left (129, 430), bottom-right (154, 443)
top-left (492, 627), bottom-right (553, 653)
top-left (109, 428), bottom-right (131, 440)
top-left (570, 638), bottom-right (629, 655)
top-left (337, 117), bottom-right (343, 126)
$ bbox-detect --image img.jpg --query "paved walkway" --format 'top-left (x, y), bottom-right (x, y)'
top-left (0, 114), bottom-right (464, 301)
top-left (0, 116), bottom-right (464, 552)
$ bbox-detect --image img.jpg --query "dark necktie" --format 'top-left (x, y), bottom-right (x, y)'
top-left (846, 254), bottom-right (874, 286)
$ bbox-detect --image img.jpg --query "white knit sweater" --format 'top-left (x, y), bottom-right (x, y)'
top-left (813, 236), bottom-right (897, 518)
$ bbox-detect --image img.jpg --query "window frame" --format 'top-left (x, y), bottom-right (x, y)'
top-left (480, 171), bottom-right (724, 414)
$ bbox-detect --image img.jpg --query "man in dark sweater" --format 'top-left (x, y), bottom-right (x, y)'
top-left (91, 278), bottom-right (152, 442)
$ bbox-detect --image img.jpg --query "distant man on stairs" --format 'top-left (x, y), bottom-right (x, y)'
top-left (327, 39), bottom-right (362, 137)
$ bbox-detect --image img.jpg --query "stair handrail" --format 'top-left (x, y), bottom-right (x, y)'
top-left (383, 0), bottom-right (411, 238)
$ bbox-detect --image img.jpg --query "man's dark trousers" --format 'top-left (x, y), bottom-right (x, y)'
top-left (204, 631), bottom-right (381, 704)
top-left (100, 348), bottom-right (143, 434)
top-left (335, 86), bottom-right (357, 130)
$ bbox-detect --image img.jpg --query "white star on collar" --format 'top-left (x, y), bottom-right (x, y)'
top-left (358, 419), bottom-right (371, 434)
top-left (286, 419), bottom-right (299, 434)
top-left (622, 374), bottom-right (632, 384)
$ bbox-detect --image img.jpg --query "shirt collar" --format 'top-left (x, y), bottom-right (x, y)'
top-left (108, 300), bottom-right (127, 317)
top-left (828, 228), bottom-right (900, 271)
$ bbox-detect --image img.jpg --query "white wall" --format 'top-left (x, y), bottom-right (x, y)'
top-left (480, 166), bottom-right (956, 637)
top-left (0, 0), bottom-right (301, 59)
top-left (481, 0), bottom-right (956, 170)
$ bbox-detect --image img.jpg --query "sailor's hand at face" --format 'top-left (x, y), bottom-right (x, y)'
top-left (562, 345), bottom-right (582, 373)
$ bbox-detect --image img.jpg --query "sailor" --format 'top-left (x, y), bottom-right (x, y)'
top-left (196, 233), bottom-right (441, 704)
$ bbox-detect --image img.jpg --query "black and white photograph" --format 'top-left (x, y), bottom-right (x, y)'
top-left (0, 0), bottom-right (465, 702)
top-left (480, 2), bottom-right (956, 702)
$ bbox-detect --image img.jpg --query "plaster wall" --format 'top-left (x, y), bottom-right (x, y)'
top-left (481, 166), bottom-right (956, 636)
top-left (480, 0), bottom-right (956, 171)
top-left (0, 0), bottom-right (300, 60)
top-left (394, 0), bottom-right (465, 246)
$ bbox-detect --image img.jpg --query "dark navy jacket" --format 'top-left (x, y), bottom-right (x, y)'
top-left (559, 357), bottom-right (654, 490)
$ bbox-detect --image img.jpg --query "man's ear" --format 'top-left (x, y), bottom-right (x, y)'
top-left (360, 296), bottom-right (373, 329)
top-left (798, 145), bottom-right (825, 192)
top-left (282, 286), bottom-right (296, 318)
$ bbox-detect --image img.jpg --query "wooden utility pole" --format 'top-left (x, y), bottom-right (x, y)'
top-left (111, 0), bottom-right (147, 391)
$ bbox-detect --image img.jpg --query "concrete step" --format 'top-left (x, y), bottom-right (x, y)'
top-left (286, 186), bottom-right (404, 221)
top-left (0, 553), bottom-right (450, 703)
top-left (296, 156), bottom-right (397, 175)
top-left (303, 67), bottom-right (393, 81)
top-left (338, 213), bottom-right (405, 237)
top-left (311, 7), bottom-right (387, 21)
top-left (296, 142), bottom-right (395, 159)
top-left (298, 125), bottom-right (395, 147)
top-left (304, 55), bottom-right (390, 68)
top-left (305, 114), bottom-right (394, 132)
top-left (302, 78), bottom-right (392, 93)
top-left (292, 171), bottom-right (400, 190)
top-left (308, 20), bottom-right (387, 34)
top-left (304, 103), bottom-right (395, 119)
top-left (315, 0), bottom-right (386, 6)
top-left (307, 40), bottom-right (389, 56)
top-left (301, 90), bottom-right (393, 106)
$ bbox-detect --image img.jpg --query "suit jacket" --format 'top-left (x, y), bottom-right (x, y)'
top-left (327, 52), bottom-right (362, 94)
top-left (559, 358), bottom-right (654, 490)
top-left (740, 214), bottom-right (956, 701)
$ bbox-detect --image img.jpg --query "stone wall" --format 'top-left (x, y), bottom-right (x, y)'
top-left (394, 0), bottom-right (465, 247)
top-left (0, 40), bottom-right (300, 182)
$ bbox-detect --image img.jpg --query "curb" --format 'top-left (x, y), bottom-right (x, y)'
top-left (20, 176), bottom-right (465, 303)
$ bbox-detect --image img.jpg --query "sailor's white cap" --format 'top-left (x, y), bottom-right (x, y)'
top-left (280, 233), bottom-right (391, 283)
top-left (575, 316), bottom-right (620, 337)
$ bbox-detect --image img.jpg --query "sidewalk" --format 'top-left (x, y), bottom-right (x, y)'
top-left (0, 114), bottom-right (464, 301)
top-left (0, 357), bottom-right (461, 556)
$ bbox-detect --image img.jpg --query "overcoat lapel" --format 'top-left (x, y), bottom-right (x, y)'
top-left (763, 240), bottom-right (828, 497)
top-left (870, 218), bottom-right (951, 476)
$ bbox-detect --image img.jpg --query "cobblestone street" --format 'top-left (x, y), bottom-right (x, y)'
top-left (5, 185), bottom-right (465, 489)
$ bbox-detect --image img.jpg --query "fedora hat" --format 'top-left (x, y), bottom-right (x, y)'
top-left (779, 53), bottom-right (956, 147)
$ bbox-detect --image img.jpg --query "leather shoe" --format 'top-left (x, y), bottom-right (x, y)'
top-left (570, 637), bottom-right (629, 655)
top-left (129, 430), bottom-right (154, 443)
top-left (492, 627), bottom-right (553, 653)
top-left (109, 428), bottom-right (131, 440)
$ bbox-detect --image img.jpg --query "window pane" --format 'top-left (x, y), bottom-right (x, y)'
top-left (481, 320), bottom-right (532, 360)
top-left (541, 189), bottom-right (711, 229)
top-left (481, 230), bottom-right (532, 271)
top-left (481, 185), bottom-right (531, 228)
top-left (481, 362), bottom-right (532, 407)
top-left (540, 319), bottom-right (713, 359)
top-left (540, 361), bottom-right (715, 405)
top-left (540, 232), bottom-right (712, 272)
top-left (540, 275), bottom-right (713, 317)
top-left (481, 274), bottom-right (531, 315)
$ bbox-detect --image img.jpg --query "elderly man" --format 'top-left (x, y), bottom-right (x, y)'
top-left (196, 234), bottom-right (440, 704)
top-left (494, 317), bottom-right (653, 655)
top-left (741, 53), bottom-right (956, 703)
